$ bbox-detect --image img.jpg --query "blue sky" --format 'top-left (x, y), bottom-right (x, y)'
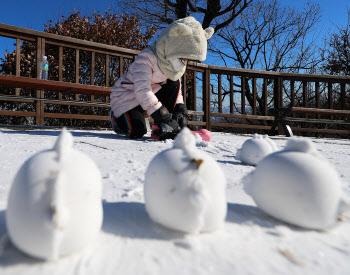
top-left (0, 0), bottom-right (349, 56)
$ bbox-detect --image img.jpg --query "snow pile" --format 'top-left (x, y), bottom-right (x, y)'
top-left (244, 138), bottom-right (350, 230)
top-left (144, 128), bottom-right (227, 233)
top-left (1, 129), bottom-right (350, 274)
top-left (6, 129), bottom-right (103, 260)
top-left (236, 134), bottom-right (278, 165)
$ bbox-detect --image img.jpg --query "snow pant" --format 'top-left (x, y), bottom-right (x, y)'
top-left (111, 79), bottom-right (181, 138)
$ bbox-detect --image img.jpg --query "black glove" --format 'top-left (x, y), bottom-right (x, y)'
top-left (173, 103), bottom-right (188, 128)
top-left (151, 106), bottom-right (181, 140)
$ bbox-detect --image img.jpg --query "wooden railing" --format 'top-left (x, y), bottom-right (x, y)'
top-left (1, 23), bottom-right (350, 136)
top-left (0, 23), bottom-right (138, 128)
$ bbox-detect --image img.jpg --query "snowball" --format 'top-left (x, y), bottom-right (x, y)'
top-left (6, 129), bottom-right (103, 260)
top-left (244, 137), bottom-right (348, 230)
top-left (236, 134), bottom-right (277, 165)
top-left (144, 128), bottom-right (227, 234)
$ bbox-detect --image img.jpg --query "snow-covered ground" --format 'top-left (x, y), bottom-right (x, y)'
top-left (0, 128), bottom-right (349, 275)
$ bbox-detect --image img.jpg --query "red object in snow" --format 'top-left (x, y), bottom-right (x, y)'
top-left (191, 129), bottom-right (212, 142)
top-left (151, 125), bottom-right (212, 142)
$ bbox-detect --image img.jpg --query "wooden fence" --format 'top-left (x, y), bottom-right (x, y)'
top-left (0, 23), bottom-right (350, 136)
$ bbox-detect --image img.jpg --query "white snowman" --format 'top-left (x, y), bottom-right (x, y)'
top-left (144, 128), bottom-right (227, 234)
top-left (244, 138), bottom-right (349, 230)
top-left (236, 134), bottom-right (278, 166)
top-left (6, 129), bottom-right (103, 260)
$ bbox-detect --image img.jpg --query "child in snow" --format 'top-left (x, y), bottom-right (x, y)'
top-left (110, 16), bottom-right (214, 139)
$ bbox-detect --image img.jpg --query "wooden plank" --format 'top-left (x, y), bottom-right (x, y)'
top-left (211, 122), bottom-right (271, 130)
top-left (0, 96), bottom-right (35, 103)
top-left (0, 23), bottom-right (140, 55)
top-left (0, 110), bottom-right (36, 117)
top-left (188, 110), bottom-right (204, 116)
top-left (210, 112), bottom-right (275, 120)
top-left (0, 30), bottom-right (36, 42)
top-left (0, 75), bottom-right (111, 96)
top-left (285, 117), bottom-right (349, 125)
top-left (0, 95), bottom-right (109, 107)
top-left (187, 121), bottom-right (206, 126)
top-left (291, 127), bottom-right (350, 135)
top-left (44, 113), bottom-right (109, 120)
top-left (292, 107), bottom-right (350, 116)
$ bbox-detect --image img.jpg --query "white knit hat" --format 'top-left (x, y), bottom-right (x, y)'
top-left (151, 16), bottom-right (214, 81)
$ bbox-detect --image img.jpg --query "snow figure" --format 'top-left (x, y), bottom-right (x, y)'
top-left (244, 137), bottom-right (349, 230)
top-left (144, 127), bottom-right (227, 234)
top-left (6, 129), bottom-right (103, 260)
top-left (236, 134), bottom-right (278, 165)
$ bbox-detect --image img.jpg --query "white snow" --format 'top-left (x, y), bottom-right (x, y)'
top-left (6, 129), bottom-right (103, 260)
top-left (236, 134), bottom-right (277, 165)
top-left (0, 128), bottom-right (350, 274)
top-left (145, 128), bottom-right (227, 234)
top-left (244, 138), bottom-right (347, 230)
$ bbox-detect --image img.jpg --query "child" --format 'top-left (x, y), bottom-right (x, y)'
top-left (110, 16), bottom-right (214, 139)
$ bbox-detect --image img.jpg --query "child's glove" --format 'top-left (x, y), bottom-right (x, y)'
top-left (151, 106), bottom-right (181, 140)
top-left (173, 103), bottom-right (188, 128)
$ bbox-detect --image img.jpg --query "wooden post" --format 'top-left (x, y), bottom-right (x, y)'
top-left (328, 82), bottom-right (333, 120)
top-left (241, 76), bottom-right (246, 114)
top-left (303, 81), bottom-right (308, 107)
top-left (91, 51), bottom-right (95, 102)
top-left (252, 78), bottom-right (257, 115)
top-left (230, 75), bottom-right (234, 114)
top-left (341, 83), bottom-right (346, 110)
top-left (58, 46), bottom-right (63, 100)
top-left (183, 72), bottom-right (187, 106)
top-left (15, 38), bottom-right (21, 96)
top-left (105, 54), bottom-right (110, 103)
top-left (203, 68), bottom-right (211, 130)
top-left (218, 73), bottom-right (222, 113)
top-left (193, 71), bottom-right (197, 111)
top-left (75, 48), bottom-right (80, 100)
top-left (263, 78), bottom-right (268, 116)
top-left (119, 56), bottom-right (124, 78)
top-left (36, 37), bottom-right (45, 125)
top-left (315, 81), bottom-right (320, 119)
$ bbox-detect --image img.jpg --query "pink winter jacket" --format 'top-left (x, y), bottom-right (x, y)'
top-left (110, 47), bottom-right (184, 118)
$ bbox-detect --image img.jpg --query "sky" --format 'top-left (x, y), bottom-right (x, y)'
top-left (0, 0), bottom-right (349, 59)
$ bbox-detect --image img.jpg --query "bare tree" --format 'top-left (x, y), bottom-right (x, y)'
top-left (116, 0), bottom-right (253, 32)
top-left (210, 0), bottom-right (322, 114)
top-left (322, 9), bottom-right (350, 76)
